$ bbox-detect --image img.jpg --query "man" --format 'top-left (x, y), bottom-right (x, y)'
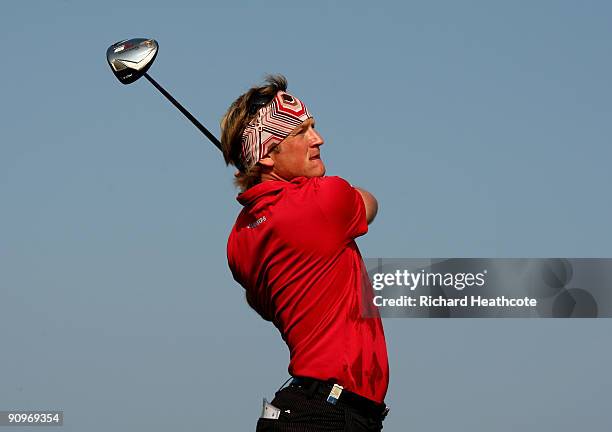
top-left (221, 75), bottom-right (389, 431)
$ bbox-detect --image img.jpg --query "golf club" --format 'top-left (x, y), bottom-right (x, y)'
top-left (106, 38), bottom-right (222, 151)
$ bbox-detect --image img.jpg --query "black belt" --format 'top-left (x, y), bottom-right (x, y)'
top-left (289, 376), bottom-right (389, 421)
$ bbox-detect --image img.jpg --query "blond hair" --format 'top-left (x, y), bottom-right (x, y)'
top-left (220, 75), bottom-right (288, 191)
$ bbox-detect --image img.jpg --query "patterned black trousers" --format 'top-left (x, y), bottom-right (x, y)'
top-left (256, 385), bottom-right (386, 432)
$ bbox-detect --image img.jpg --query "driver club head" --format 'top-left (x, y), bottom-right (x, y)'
top-left (106, 38), bottom-right (158, 84)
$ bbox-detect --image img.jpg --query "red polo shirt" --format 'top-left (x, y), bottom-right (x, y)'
top-left (227, 176), bottom-right (389, 403)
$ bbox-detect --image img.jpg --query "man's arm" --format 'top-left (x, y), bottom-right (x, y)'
top-left (354, 187), bottom-right (378, 225)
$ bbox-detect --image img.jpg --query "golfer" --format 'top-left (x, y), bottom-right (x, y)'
top-left (221, 75), bottom-right (389, 431)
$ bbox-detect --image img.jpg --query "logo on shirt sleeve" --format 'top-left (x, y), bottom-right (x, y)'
top-left (247, 216), bottom-right (267, 229)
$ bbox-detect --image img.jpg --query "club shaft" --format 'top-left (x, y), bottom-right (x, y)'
top-left (144, 73), bottom-right (222, 151)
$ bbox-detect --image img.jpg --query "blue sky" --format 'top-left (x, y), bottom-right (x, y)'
top-left (1, 1), bottom-right (611, 430)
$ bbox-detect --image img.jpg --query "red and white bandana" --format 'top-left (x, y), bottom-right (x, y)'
top-left (240, 91), bottom-right (312, 170)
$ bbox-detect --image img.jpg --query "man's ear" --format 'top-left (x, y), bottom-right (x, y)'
top-left (258, 155), bottom-right (275, 168)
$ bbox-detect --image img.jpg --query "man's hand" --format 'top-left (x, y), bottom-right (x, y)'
top-left (354, 187), bottom-right (378, 225)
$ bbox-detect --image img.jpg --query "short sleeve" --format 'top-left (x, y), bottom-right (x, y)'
top-left (314, 176), bottom-right (368, 241)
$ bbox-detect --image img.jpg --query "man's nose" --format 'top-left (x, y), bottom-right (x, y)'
top-left (309, 129), bottom-right (324, 146)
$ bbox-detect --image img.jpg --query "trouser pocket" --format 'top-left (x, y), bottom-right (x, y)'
top-left (256, 386), bottom-right (345, 431)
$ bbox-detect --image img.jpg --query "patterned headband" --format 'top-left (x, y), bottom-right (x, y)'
top-left (240, 91), bottom-right (312, 171)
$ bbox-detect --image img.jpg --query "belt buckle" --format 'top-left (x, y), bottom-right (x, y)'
top-left (326, 383), bottom-right (343, 405)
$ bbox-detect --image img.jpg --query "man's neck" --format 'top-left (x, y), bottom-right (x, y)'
top-left (260, 171), bottom-right (291, 183)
